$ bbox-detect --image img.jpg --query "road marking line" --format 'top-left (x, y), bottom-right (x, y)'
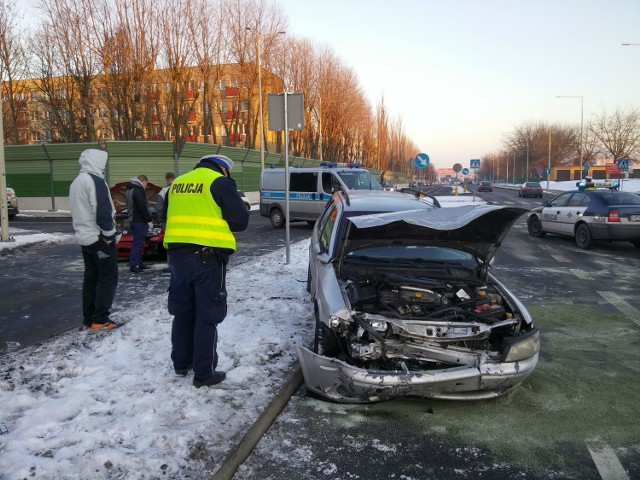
top-left (586, 441), bottom-right (630, 480)
top-left (537, 244), bottom-right (571, 262)
top-left (570, 268), bottom-right (592, 280)
top-left (597, 291), bottom-right (640, 328)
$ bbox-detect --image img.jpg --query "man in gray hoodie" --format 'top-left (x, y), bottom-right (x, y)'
top-left (69, 149), bottom-right (119, 330)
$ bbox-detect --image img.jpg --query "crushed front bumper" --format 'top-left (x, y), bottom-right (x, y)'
top-left (296, 345), bottom-right (539, 403)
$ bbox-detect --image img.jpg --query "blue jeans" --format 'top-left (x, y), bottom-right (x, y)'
top-left (168, 249), bottom-right (228, 381)
top-left (81, 240), bottom-right (118, 325)
top-left (129, 222), bottom-right (148, 269)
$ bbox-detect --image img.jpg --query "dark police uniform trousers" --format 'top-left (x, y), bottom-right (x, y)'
top-left (168, 248), bottom-right (228, 380)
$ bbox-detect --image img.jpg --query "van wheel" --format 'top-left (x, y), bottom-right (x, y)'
top-left (270, 208), bottom-right (285, 228)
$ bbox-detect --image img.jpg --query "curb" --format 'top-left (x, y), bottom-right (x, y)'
top-left (212, 364), bottom-right (304, 480)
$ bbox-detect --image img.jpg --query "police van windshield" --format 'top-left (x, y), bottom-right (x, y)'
top-left (337, 171), bottom-right (382, 190)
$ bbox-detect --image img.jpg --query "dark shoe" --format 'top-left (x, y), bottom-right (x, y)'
top-left (130, 267), bottom-right (143, 273)
top-left (174, 364), bottom-right (193, 377)
top-left (193, 371), bottom-right (226, 388)
top-left (90, 321), bottom-right (119, 330)
top-left (139, 264), bottom-right (151, 270)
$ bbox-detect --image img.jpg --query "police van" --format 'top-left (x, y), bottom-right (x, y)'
top-left (260, 162), bottom-right (382, 227)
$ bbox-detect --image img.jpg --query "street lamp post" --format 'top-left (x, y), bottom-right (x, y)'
top-left (526, 139), bottom-right (529, 182)
top-left (557, 95), bottom-right (584, 180)
top-left (246, 27), bottom-right (285, 172)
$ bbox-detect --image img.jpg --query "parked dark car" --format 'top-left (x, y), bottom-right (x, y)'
top-left (110, 182), bottom-right (165, 259)
top-left (478, 181), bottom-right (493, 192)
top-left (527, 188), bottom-right (640, 249)
top-left (519, 182), bottom-right (543, 198)
top-left (298, 190), bottom-right (539, 403)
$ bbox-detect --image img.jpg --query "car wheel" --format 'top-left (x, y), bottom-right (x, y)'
top-left (313, 306), bottom-right (340, 357)
top-left (527, 215), bottom-right (546, 238)
top-left (575, 223), bottom-right (594, 249)
top-left (518, 191), bottom-right (521, 197)
top-left (269, 208), bottom-right (285, 228)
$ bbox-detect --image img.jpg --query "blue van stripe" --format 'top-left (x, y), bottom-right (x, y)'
top-left (262, 191), bottom-right (330, 201)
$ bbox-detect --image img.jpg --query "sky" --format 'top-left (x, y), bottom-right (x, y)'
top-left (277, 0), bottom-right (640, 169)
top-left (16, 0), bottom-right (640, 171)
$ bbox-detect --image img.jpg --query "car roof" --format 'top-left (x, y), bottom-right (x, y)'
top-left (339, 190), bottom-right (437, 213)
top-left (575, 189), bottom-right (640, 203)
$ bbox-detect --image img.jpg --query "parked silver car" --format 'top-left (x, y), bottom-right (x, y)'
top-left (6, 187), bottom-right (19, 219)
top-left (298, 190), bottom-right (539, 403)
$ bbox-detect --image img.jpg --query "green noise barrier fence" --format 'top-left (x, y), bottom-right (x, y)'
top-left (4, 141), bottom-right (398, 196)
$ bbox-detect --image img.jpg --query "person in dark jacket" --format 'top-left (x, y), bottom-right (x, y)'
top-left (163, 154), bottom-right (249, 388)
top-left (126, 175), bottom-right (152, 273)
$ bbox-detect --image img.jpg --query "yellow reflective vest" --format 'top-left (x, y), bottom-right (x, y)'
top-left (163, 168), bottom-right (236, 251)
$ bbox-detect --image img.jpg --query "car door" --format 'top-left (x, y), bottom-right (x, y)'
top-left (557, 192), bottom-right (590, 234)
top-left (541, 192), bottom-right (573, 234)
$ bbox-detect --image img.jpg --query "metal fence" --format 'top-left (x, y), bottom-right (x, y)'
top-left (4, 141), bottom-right (387, 197)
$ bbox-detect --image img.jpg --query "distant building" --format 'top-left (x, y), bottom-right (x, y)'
top-left (1, 63), bottom-right (283, 149)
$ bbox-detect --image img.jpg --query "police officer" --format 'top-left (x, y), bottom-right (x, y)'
top-left (164, 154), bottom-right (249, 388)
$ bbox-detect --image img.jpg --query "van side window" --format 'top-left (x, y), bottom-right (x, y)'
top-left (290, 172), bottom-right (317, 192)
top-left (322, 172), bottom-right (334, 194)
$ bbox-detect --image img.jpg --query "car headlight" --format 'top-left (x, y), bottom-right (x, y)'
top-left (503, 329), bottom-right (539, 362)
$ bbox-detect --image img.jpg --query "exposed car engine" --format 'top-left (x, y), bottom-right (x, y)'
top-left (336, 273), bottom-right (524, 370)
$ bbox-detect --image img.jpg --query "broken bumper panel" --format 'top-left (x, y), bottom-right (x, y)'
top-left (295, 345), bottom-right (539, 404)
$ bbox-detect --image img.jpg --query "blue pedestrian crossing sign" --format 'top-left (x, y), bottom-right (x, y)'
top-left (415, 153), bottom-right (430, 168)
top-left (617, 158), bottom-right (629, 172)
top-left (470, 159), bottom-right (481, 169)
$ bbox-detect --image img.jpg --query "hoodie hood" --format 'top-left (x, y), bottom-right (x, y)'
top-left (78, 149), bottom-right (108, 177)
top-left (127, 177), bottom-right (145, 189)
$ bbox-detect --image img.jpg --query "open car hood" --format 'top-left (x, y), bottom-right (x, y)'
top-left (341, 205), bottom-right (528, 263)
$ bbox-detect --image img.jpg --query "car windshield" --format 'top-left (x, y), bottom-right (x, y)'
top-left (597, 192), bottom-right (640, 205)
top-left (337, 171), bottom-right (382, 190)
top-left (345, 245), bottom-right (478, 266)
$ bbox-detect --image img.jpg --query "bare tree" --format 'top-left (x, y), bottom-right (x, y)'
top-left (589, 107), bottom-right (640, 165)
top-left (186, 0), bottom-right (226, 144)
top-left (36, 0), bottom-right (106, 142)
top-left (0, 0), bottom-right (30, 144)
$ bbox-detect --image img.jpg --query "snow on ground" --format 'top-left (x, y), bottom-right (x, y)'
top-left (0, 229), bottom-right (72, 251)
top-left (1, 180), bottom-right (638, 478)
top-left (0, 239), bottom-right (313, 479)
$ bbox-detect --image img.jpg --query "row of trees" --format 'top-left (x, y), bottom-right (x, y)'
top-left (0, 0), bottom-right (424, 174)
top-left (477, 107), bottom-right (640, 181)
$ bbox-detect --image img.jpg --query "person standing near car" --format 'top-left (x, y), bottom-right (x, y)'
top-left (163, 154), bottom-right (249, 388)
top-left (68, 149), bottom-right (119, 330)
top-left (126, 174), bottom-right (152, 273)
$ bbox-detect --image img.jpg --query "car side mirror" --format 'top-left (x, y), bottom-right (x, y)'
top-left (542, 201), bottom-right (550, 207)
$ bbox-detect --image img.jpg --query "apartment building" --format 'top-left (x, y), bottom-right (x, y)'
top-left (1, 62), bottom-right (283, 150)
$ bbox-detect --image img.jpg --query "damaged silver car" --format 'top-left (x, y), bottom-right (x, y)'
top-left (297, 190), bottom-right (539, 403)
